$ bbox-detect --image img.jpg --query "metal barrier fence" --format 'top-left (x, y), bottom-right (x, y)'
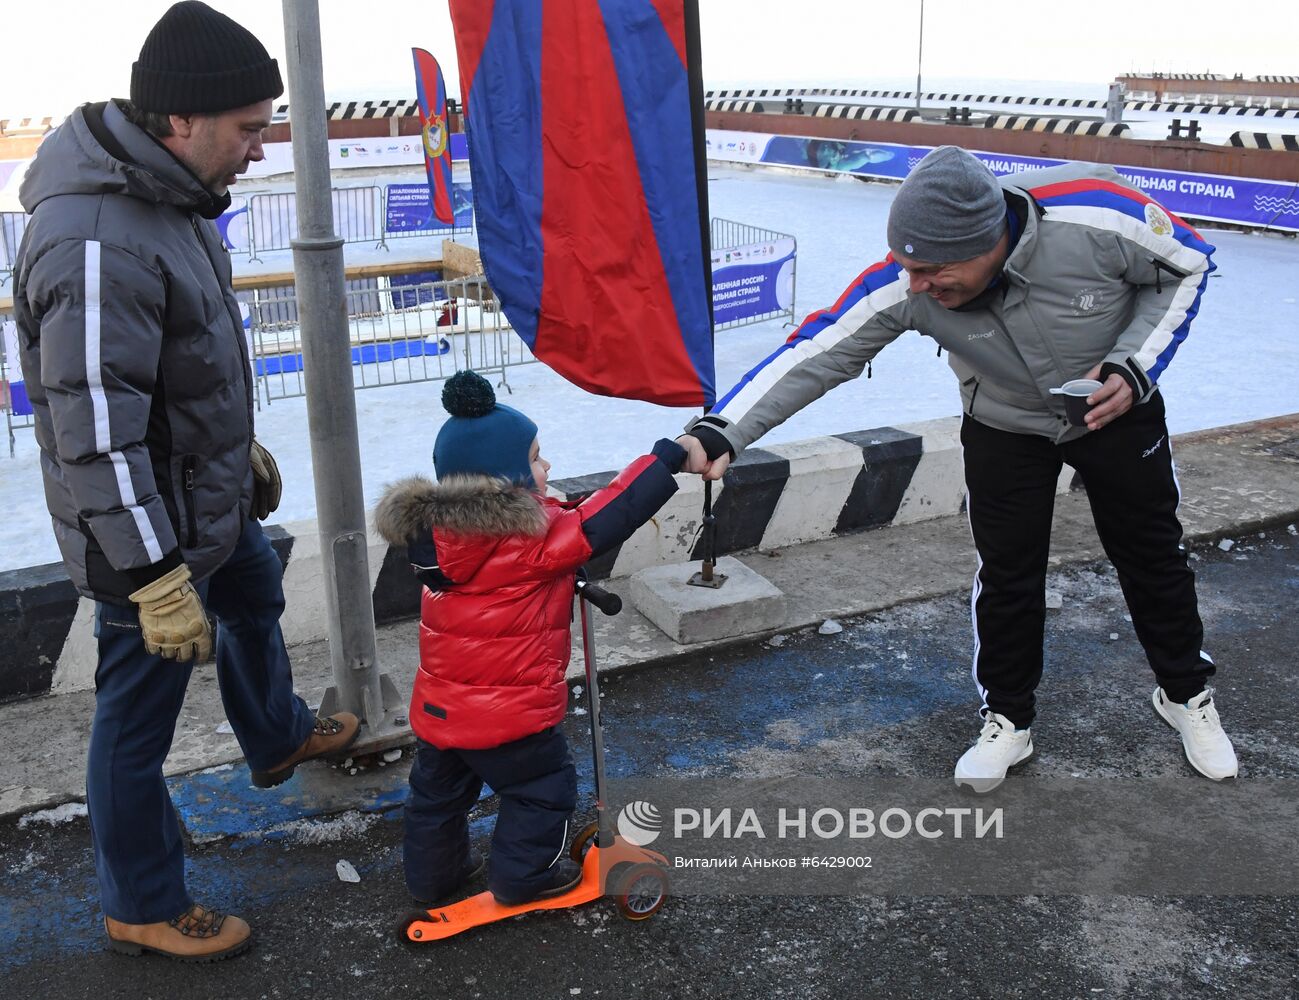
top-left (2, 313), bottom-right (36, 457)
top-left (247, 272), bottom-right (537, 403)
top-left (245, 185), bottom-right (475, 261)
top-left (248, 186), bottom-right (387, 262)
top-left (1, 212), bottom-right (27, 287)
top-left (709, 217), bottom-right (798, 331)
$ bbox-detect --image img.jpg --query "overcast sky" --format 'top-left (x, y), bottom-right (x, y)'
top-left (3, 0), bottom-right (1296, 117)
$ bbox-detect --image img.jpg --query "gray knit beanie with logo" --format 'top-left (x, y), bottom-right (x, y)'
top-left (887, 146), bottom-right (1006, 263)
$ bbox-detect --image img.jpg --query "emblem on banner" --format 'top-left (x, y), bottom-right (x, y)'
top-left (423, 113), bottom-right (448, 160)
top-left (1144, 203), bottom-right (1174, 236)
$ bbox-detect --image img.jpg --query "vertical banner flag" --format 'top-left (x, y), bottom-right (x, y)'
top-left (448, 0), bottom-right (716, 406)
top-left (412, 47), bottom-right (455, 225)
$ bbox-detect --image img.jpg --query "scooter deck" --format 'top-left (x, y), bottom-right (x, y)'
top-left (405, 846), bottom-right (604, 942)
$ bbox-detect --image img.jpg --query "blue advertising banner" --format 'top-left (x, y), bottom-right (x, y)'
top-left (2, 320), bottom-right (32, 416)
top-left (711, 237), bottom-right (796, 327)
top-left (715, 131), bottom-right (1299, 233)
top-left (385, 182), bottom-right (475, 234)
top-left (389, 269), bottom-right (448, 309)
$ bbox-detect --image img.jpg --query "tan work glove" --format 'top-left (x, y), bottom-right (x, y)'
top-left (128, 564), bottom-right (213, 663)
top-left (250, 438), bottom-right (282, 521)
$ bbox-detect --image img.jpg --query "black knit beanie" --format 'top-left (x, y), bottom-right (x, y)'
top-left (131, 1), bottom-right (283, 114)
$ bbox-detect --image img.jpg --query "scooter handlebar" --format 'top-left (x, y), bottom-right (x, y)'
top-left (576, 579), bottom-right (622, 616)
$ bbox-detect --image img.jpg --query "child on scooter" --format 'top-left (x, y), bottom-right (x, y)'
top-left (376, 370), bottom-right (689, 906)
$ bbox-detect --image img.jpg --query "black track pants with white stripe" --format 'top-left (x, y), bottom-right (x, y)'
top-left (961, 394), bottom-right (1213, 729)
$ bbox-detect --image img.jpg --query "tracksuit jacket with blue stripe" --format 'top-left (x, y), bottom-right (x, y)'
top-left (689, 161), bottom-right (1216, 457)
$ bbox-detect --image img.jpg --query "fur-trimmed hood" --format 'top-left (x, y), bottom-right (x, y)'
top-left (375, 474), bottom-right (549, 546)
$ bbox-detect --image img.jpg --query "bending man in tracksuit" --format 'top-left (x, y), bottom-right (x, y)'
top-left (679, 145), bottom-right (1237, 792)
top-left (14, 1), bottom-right (358, 962)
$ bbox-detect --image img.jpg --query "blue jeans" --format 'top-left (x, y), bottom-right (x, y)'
top-left (87, 517), bottom-right (315, 924)
top-left (404, 727), bottom-right (577, 903)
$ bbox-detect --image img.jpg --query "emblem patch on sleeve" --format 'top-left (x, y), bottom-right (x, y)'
top-left (1144, 203), bottom-right (1174, 236)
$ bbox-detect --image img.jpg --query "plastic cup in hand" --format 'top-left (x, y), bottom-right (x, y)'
top-left (1050, 379), bottom-right (1103, 427)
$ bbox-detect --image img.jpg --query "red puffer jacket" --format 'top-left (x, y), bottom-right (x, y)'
top-left (375, 441), bottom-right (684, 749)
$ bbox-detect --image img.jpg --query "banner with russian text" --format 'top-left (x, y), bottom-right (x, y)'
top-left (449, 0), bottom-right (716, 406)
top-left (706, 129), bottom-right (1299, 233)
top-left (711, 238), bottom-right (796, 327)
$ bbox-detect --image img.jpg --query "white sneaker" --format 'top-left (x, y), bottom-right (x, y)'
top-left (954, 711), bottom-right (1033, 793)
top-left (1152, 687), bottom-right (1239, 780)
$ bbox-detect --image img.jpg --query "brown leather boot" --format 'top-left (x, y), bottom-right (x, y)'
top-left (105, 903), bottom-right (251, 962)
top-left (250, 712), bottom-right (360, 788)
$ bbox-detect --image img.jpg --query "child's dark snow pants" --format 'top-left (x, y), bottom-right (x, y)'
top-left (404, 726), bottom-right (577, 902)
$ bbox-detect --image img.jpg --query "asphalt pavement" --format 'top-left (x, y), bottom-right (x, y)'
top-left (3, 522), bottom-right (1297, 1000)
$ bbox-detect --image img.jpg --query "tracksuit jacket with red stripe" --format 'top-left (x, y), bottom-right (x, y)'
top-left (688, 161), bottom-right (1216, 458)
top-left (375, 439), bottom-right (685, 750)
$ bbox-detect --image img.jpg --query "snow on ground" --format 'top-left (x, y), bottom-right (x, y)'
top-left (3, 164), bottom-right (1297, 572)
top-left (17, 802), bottom-right (87, 828)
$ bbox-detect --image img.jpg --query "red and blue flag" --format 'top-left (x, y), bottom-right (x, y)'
top-left (448, 0), bottom-right (715, 407)
top-left (412, 47), bottom-right (455, 225)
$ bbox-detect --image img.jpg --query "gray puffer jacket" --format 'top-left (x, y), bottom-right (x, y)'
top-left (14, 100), bottom-right (255, 602)
top-left (691, 161), bottom-right (1216, 457)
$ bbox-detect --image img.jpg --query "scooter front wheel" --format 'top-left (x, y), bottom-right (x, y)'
top-left (613, 863), bottom-right (669, 921)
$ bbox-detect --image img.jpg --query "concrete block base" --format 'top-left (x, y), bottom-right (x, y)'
top-left (629, 556), bottom-right (786, 645)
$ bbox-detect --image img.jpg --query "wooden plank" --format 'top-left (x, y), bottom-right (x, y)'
top-left (2, 257), bottom-right (445, 310)
top-left (231, 257), bottom-right (443, 291)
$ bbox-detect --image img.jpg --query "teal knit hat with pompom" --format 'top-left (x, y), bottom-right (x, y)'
top-left (433, 371), bottom-right (538, 487)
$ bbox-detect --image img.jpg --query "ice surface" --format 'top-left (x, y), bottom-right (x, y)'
top-left (3, 165), bottom-right (1296, 571)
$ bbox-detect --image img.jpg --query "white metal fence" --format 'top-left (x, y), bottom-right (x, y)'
top-left (245, 272), bottom-right (537, 403)
top-left (709, 217), bottom-right (798, 331)
top-left (2, 315), bottom-right (35, 456)
top-left (243, 184), bottom-right (473, 261)
top-left (247, 187), bottom-right (386, 261)
top-left (0, 212), bottom-right (27, 287)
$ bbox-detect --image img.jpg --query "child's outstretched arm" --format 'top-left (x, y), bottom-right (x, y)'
top-left (524, 438), bottom-right (688, 576)
top-left (576, 438), bottom-right (688, 559)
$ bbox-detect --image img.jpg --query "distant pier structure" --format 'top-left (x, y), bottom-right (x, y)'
top-left (1118, 74), bottom-right (1299, 107)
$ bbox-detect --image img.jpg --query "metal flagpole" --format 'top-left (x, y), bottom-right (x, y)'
top-left (280, 0), bottom-right (407, 750)
top-left (683, 0), bottom-right (726, 590)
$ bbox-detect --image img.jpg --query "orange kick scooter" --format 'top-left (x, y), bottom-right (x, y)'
top-left (400, 576), bottom-right (671, 943)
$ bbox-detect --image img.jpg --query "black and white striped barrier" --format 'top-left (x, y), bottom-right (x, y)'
top-left (1125, 102), bottom-right (1299, 116)
top-left (812, 106), bottom-right (919, 122)
top-left (4, 416), bottom-right (1074, 699)
top-left (272, 99), bottom-right (421, 124)
top-left (982, 116), bottom-right (1131, 137)
top-left (0, 116), bottom-right (60, 135)
top-left (707, 87), bottom-right (1105, 110)
top-left (1228, 132), bottom-right (1299, 151)
top-left (704, 99), bottom-right (766, 114)
top-left (705, 86), bottom-right (1299, 118)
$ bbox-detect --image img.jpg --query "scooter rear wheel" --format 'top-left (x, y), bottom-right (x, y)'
top-left (570, 821), bottom-right (600, 863)
top-left (398, 909), bottom-right (433, 943)
top-left (613, 863), bottom-right (669, 921)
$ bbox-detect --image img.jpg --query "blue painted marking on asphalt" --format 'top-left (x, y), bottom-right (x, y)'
top-left (0, 854), bottom-right (101, 971)
top-left (168, 763), bottom-right (411, 842)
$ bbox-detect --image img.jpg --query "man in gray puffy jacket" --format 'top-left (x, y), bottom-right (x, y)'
top-left (681, 146), bottom-right (1237, 793)
top-left (14, 1), bottom-right (357, 962)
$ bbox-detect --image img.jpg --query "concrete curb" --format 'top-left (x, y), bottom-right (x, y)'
top-left (2, 417), bottom-right (997, 700)
top-left (5, 412), bottom-right (1292, 702)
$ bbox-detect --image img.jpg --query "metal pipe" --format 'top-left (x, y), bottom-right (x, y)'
top-left (281, 0), bottom-right (403, 746)
top-left (915, 0), bottom-right (925, 113)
